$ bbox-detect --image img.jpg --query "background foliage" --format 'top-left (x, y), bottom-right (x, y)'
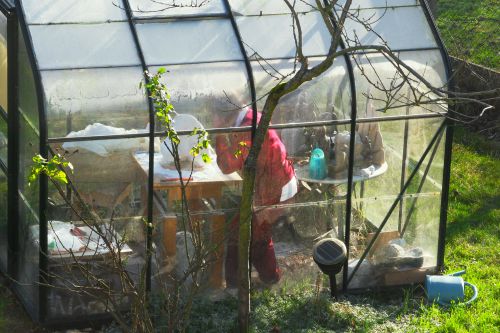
top-left (436, 0), bottom-right (499, 69)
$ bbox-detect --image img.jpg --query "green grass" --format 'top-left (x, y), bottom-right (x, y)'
top-left (408, 127), bottom-right (500, 333)
top-left (436, 0), bottom-right (500, 69)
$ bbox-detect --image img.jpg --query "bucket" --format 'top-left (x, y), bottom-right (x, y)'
top-left (425, 270), bottom-right (478, 306)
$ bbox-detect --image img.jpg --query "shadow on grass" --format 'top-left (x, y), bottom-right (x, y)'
top-left (250, 286), bottom-right (424, 333)
top-left (446, 194), bottom-right (500, 240)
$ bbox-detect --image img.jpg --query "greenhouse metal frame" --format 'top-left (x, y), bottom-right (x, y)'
top-left (0, 0), bottom-right (453, 327)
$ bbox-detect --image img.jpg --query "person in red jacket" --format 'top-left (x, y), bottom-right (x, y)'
top-left (214, 107), bottom-right (298, 287)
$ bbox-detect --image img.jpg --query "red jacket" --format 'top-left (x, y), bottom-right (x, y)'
top-left (215, 109), bottom-right (296, 206)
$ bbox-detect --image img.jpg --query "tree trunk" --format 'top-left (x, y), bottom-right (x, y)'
top-left (237, 167), bottom-right (255, 332)
top-left (237, 90), bottom-right (282, 332)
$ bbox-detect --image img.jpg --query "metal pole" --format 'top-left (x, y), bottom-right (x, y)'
top-left (122, 0), bottom-right (156, 293)
top-left (16, 1), bottom-right (50, 321)
top-left (398, 90), bottom-right (411, 234)
top-left (437, 123), bottom-right (453, 271)
top-left (220, 0), bottom-right (258, 138)
top-left (322, 0), bottom-right (359, 292)
top-left (6, 5), bottom-right (18, 280)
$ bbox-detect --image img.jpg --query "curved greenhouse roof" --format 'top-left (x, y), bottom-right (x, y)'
top-left (16, 0), bottom-right (448, 139)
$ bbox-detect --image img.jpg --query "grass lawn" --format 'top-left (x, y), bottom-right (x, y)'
top-left (436, 0), bottom-right (500, 69)
top-left (410, 127), bottom-right (500, 332)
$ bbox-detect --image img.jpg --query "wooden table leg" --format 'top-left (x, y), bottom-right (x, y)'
top-left (162, 215), bottom-right (177, 271)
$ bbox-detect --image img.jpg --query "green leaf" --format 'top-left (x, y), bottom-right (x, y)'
top-left (202, 153), bottom-right (212, 163)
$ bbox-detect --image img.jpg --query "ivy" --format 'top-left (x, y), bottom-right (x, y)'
top-left (144, 68), bottom-right (212, 164)
top-left (28, 153), bottom-right (73, 186)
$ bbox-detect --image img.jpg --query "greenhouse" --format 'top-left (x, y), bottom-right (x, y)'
top-left (0, 0), bottom-right (453, 328)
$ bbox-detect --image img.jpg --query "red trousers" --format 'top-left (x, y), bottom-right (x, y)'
top-left (225, 201), bottom-right (290, 287)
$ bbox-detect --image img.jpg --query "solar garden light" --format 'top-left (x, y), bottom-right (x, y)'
top-left (313, 238), bottom-right (347, 298)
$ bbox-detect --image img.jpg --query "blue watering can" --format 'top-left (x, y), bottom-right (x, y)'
top-left (309, 148), bottom-right (327, 180)
top-left (425, 270), bottom-right (478, 306)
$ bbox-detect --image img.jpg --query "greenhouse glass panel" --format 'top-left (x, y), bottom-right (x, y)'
top-left (236, 11), bottom-right (331, 59)
top-left (42, 67), bottom-right (149, 138)
top-left (18, 27), bottom-right (39, 124)
top-left (137, 129), bottom-right (243, 297)
top-left (342, 6), bottom-right (437, 50)
top-left (352, 51), bottom-right (446, 118)
top-left (17, 196), bottom-right (40, 316)
top-left (348, 120), bottom-right (406, 232)
top-left (18, 32), bottom-right (39, 201)
top-left (129, 0), bottom-right (226, 18)
top-left (251, 57), bottom-right (351, 121)
top-left (149, 62), bottom-right (251, 128)
top-left (406, 118), bottom-right (445, 193)
top-left (229, 0), bottom-right (316, 15)
top-left (0, 11), bottom-right (6, 112)
top-left (17, 119), bottom-right (40, 315)
top-left (18, 119), bottom-right (39, 228)
top-left (248, 124), bottom-right (350, 287)
top-left (15, 26), bottom-right (41, 311)
top-left (0, 119), bottom-right (6, 166)
top-left (0, 169), bottom-right (6, 273)
top-left (137, 20), bottom-right (242, 66)
top-left (398, 50), bottom-right (447, 89)
top-left (29, 22), bottom-right (140, 70)
top-left (346, 118), bottom-right (444, 289)
top-left (45, 141), bottom-right (150, 320)
top-left (338, 0), bottom-right (418, 8)
top-left (21, 0), bottom-right (127, 24)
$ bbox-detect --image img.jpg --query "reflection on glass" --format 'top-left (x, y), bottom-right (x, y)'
top-left (17, 197), bottom-right (39, 311)
top-left (149, 62), bottom-right (251, 128)
top-left (129, 0), bottom-right (225, 18)
top-left (18, 25), bottom-right (39, 124)
top-left (251, 57), bottom-right (351, 121)
top-left (29, 23), bottom-right (140, 70)
top-left (137, 19), bottom-right (242, 66)
top-left (229, 0), bottom-right (316, 15)
top-left (345, 118), bottom-right (443, 289)
top-left (353, 51), bottom-right (447, 118)
top-left (407, 118), bottom-right (445, 193)
top-left (44, 137), bottom-right (149, 318)
top-left (42, 67), bottom-right (149, 138)
top-left (338, 0), bottom-right (417, 8)
top-left (22, 0), bottom-right (127, 24)
top-left (17, 121), bottom-right (40, 310)
top-left (236, 11), bottom-right (331, 60)
top-left (342, 6), bottom-right (437, 50)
